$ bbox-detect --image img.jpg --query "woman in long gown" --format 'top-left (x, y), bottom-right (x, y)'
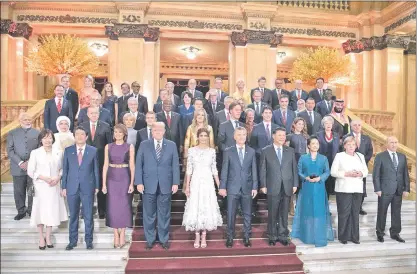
top-left (101, 82), bottom-right (118, 125)
top-left (291, 136), bottom-right (334, 247)
top-left (27, 129), bottom-right (68, 249)
top-left (182, 128), bottom-right (222, 248)
top-left (102, 124), bottom-right (135, 248)
top-left (52, 116), bottom-right (75, 152)
top-left (78, 75), bottom-right (99, 111)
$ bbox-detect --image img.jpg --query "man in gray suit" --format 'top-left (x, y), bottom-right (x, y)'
top-left (6, 113), bottom-right (40, 220)
top-left (260, 127), bottom-right (298, 246)
top-left (373, 136), bottom-right (410, 243)
top-left (297, 97), bottom-right (322, 135)
top-left (220, 127), bottom-right (258, 248)
top-left (135, 122), bottom-right (180, 250)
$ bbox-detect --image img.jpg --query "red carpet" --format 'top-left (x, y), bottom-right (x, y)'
top-left (126, 192), bottom-right (304, 274)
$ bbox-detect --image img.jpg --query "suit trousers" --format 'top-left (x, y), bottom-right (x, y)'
top-left (376, 193), bottom-right (402, 237)
top-left (267, 187), bottom-right (290, 241)
top-left (142, 185), bottom-right (172, 245)
top-left (335, 192), bottom-right (362, 242)
top-left (97, 165), bottom-right (106, 215)
top-left (13, 175), bottom-right (33, 214)
top-left (67, 191), bottom-right (94, 245)
top-left (227, 192), bottom-right (253, 239)
top-left (325, 176), bottom-right (336, 199)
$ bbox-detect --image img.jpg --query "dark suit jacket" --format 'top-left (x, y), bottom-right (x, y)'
top-left (316, 100), bottom-right (333, 118)
top-left (249, 122), bottom-right (279, 155)
top-left (217, 120), bottom-right (245, 152)
top-left (78, 107), bottom-right (113, 127)
top-left (220, 145), bottom-right (258, 194)
top-left (373, 151), bottom-right (410, 195)
top-left (270, 88), bottom-right (291, 110)
top-left (290, 89), bottom-right (309, 111)
top-left (116, 95), bottom-right (131, 115)
top-left (44, 98), bottom-right (74, 133)
top-left (135, 127), bottom-right (151, 153)
top-left (204, 101), bottom-right (225, 118)
top-left (127, 93), bottom-right (148, 114)
top-left (157, 111), bottom-right (183, 148)
top-left (250, 88), bottom-right (272, 106)
top-left (272, 108), bottom-right (296, 134)
top-left (119, 111), bottom-right (146, 131)
top-left (181, 89), bottom-right (204, 102)
top-left (247, 102), bottom-right (268, 124)
top-left (216, 90), bottom-right (227, 103)
top-left (260, 145), bottom-right (298, 196)
top-left (309, 88), bottom-right (325, 104)
top-left (297, 110), bottom-right (322, 136)
top-left (153, 102), bottom-right (178, 114)
top-left (65, 88), bottom-right (79, 119)
top-left (343, 133), bottom-right (373, 164)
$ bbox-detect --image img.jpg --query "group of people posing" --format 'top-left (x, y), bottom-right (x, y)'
top-left (6, 75), bottom-right (410, 251)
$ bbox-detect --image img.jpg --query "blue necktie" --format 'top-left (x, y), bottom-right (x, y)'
top-left (276, 147), bottom-right (282, 164)
top-left (238, 147), bottom-right (244, 165)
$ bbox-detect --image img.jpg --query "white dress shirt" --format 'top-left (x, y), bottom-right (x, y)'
top-left (76, 144), bottom-right (86, 156)
top-left (230, 118), bottom-right (239, 129)
top-left (55, 97), bottom-right (63, 105)
top-left (387, 149), bottom-right (399, 164)
top-left (331, 152), bottom-right (368, 193)
top-left (154, 138), bottom-right (163, 150)
top-left (130, 111), bottom-right (138, 119)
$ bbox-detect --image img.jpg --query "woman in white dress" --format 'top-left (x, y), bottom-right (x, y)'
top-left (182, 128), bottom-right (222, 249)
top-left (52, 116), bottom-right (75, 152)
top-left (27, 129), bottom-right (68, 250)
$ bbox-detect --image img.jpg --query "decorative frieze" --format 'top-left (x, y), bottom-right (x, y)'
top-left (105, 23), bottom-right (160, 42)
top-left (384, 9), bottom-right (416, 33)
top-left (276, 1), bottom-right (350, 12)
top-left (148, 20), bottom-right (243, 31)
top-left (249, 21), bottom-right (268, 30)
top-left (231, 29), bottom-right (283, 47)
top-left (16, 14), bottom-right (117, 25)
top-left (271, 26), bottom-right (356, 38)
top-left (0, 19), bottom-right (13, 35)
top-left (0, 19), bottom-right (32, 39)
top-left (404, 41), bottom-right (416, 55)
top-left (122, 15), bottom-right (141, 24)
top-left (342, 35), bottom-right (411, 54)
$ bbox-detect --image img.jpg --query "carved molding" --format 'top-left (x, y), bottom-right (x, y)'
top-left (148, 19), bottom-right (243, 31)
top-left (231, 29), bottom-right (283, 47)
top-left (105, 23), bottom-right (160, 41)
top-left (122, 15), bottom-right (141, 24)
top-left (405, 41), bottom-right (416, 55)
top-left (0, 19), bottom-right (32, 39)
top-left (271, 26), bottom-right (356, 38)
top-left (249, 21), bottom-right (268, 30)
top-left (385, 9), bottom-right (416, 33)
top-left (16, 14), bottom-right (117, 25)
top-left (342, 34), bottom-right (411, 54)
top-left (0, 19), bottom-right (13, 35)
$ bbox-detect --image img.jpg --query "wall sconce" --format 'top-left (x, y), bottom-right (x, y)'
top-left (181, 46), bottom-right (201, 60)
top-left (276, 52), bottom-right (286, 64)
top-left (89, 42), bottom-right (109, 57)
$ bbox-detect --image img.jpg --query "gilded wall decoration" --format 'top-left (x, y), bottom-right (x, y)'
top-left (0, 19), bottom-right (13, 35)
top-left (148, 20), bottom-right (243, 31)
top-left (0, 19), bottom-right (32, 39)
top-left (384, 10), bottom-right (416, 33)
top-left (271, 26), bottom-right (356, 38)
top-left (249, 21), bottom-right (267, 30)
top-left (231, 29), bottom-right (283, 47)
top-left (342, 35), bottom-right (412, 54)
top-left (16, 14), bottom-right (117, 25)
top-left (122, 15), bottom-right (141, 24)
top-left (105, 23), bottom-right (160, 41)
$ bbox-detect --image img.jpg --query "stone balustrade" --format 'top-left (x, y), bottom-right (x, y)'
top-left (276, 1), bottom-right (350, 11)
top-left (1, 99), bottom-right (47, 176)
top-left (1, 101), bottom-right (39, 129)
top-left (349, 108), bottom-right (395, 136)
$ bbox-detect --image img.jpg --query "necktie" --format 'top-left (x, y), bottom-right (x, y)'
top-left (57, 98), bottom-right (62, 113)
top-left (260, 88), bottom-right (264, 95)
top-left (255, 103), bottom-right (260, 115)
top-left (326, 101), bottom-right (330, 112)
top-left (91, 124), bottom-right (96, 140)
top-left (297, 90), bottom-right (301, 100)
top-left (392, 152), bottom-right (398, 171)
top-left (266, 124), bottom-right (271, 142)
top-left (148, 128), bottom-right (152, 139)
top-left (166, 112), bottom-right (171, 127)
top-left (156, 141), bottom-right (162, 161)
top-left (235, 121), bottom-right (239, 129)
top-left (78, 148), bottom-right (83, 166)
top-left (226, 112), bottom-right (230, 121)
top-left (309, 111), bottom-right (314, 124)
top-left (355, 134), bottom-right (361, 148)
top-left (319, 89), bottom-right (322, 98)
top-left (282, 111), bottom-right (287, 125)
top-left (217, 90), bottom-right (221, 101)
top-left (212, 103), bottom-right (216, 111)
top-left (276, 147), bottom-right (282, 164)
top-left (238, 147), bottom-right (244, 165)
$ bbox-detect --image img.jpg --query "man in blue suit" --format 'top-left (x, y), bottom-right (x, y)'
top-left (44, 85), bottom-right (74, 133)
top-left (77, 93), bottom-right (112, 127)
top-left (135, 122), bottom-right (180, 250)
top-left (220, 127), bottom-right (258, 248)
top-left (272, 95), bottom-right (295, 134)
top-left (62, 126), bottom-right (99, 251)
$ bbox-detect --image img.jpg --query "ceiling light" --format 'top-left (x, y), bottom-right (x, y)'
top-left (181, 46), bottom-right (201, 60)
top-left (276, 52), bottom-right (286, 64)
top-left (89, 42), bottom-right (109, 57)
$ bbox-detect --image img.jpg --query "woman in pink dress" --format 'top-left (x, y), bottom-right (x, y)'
top-left (78, 75), bottom-right (99, 111)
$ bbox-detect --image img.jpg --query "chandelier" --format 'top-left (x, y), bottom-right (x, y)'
top-left (89, 42), bottom-right (109, 57)
top-left (181, 46), bottom-right (201, 59)
top-left (276, 52), bottom-right (286, 64)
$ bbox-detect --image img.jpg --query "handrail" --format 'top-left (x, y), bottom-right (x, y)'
top-left (349, 108), bottom-right (396, 116)
top-left (1, 100), bottom-right (39, 107)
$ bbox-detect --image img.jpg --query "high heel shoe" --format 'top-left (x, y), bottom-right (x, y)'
top-left (46, 238), bottom-right (54, 248)
top-left (39, 238), bottom-right (46, 250)
top-left (194, 232), bottom-right (200, 248)
top-left (201, 232), bottom-right (207, 248)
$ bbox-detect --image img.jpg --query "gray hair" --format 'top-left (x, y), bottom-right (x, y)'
top-left (128, 97), bottom-right (138, 104)
top-left (234, 126), bottom-right (247, 134)
top-left (245, 108), bottom-right (255, 115)
top-left (321, 116), bottom-right (334, 127)
top-left (224, 96), bottom-right (235, 104)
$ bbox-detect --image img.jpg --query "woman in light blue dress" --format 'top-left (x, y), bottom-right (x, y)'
top-left (291, 136), bottom-right (334, 247)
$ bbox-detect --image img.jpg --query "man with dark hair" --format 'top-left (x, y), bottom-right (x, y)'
top-left (290, 79), bottom-right (309, 111)
top-left (250, 76), bottom-right (272, 106)
top-left (115, 82), bottom-right (132, 123)
top-left (136, 111), bottom-right (156, 153)
top-left (217, 102), bottom-right (245, 152)
top-left (329, 99), bottom-right (352, 139)
top-left (272, 95), bottom-right (295, 134)
top-left (61, 75), bottom-right (79, 119)
top-left (212, 77), bottom-right (227, 103)
top-left (297, 97), bottom-right (322, 135)
top-left (157, 100), bottom-right (183, 150)
top-left (309, 77), bottom-right (325, 104)
top-left (316, 89), bottom-right (334, 117)
top-left (78, 93), bottom-right (113, 127)
top-left (44, 85), bottom-right (74, 133)
top-left (271, 78), bottom-right (291, 110)
top-left (129, 81), bottom-right (148, 114)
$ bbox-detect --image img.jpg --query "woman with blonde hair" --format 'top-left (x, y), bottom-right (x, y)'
top-left (122, 113), bottom-right (138, 147)
top-left (79, 75), bottom-right (99, 110)
top-left (52, 116), bottom-right (75, 152)
top-left (232, 79), bottom-right (251, 105)
top-left (244, 108), bottom-right (255, 140)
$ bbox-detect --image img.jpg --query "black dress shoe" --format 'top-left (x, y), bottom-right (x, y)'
top-left (359, 209), bottom-right (367, 215)
top-left (352, 240), bottom-right (360, 244)
top-left (391, 235), bottom-right (405, 243)
top-left (14, 213), bottom-right (26, 221)
top-left (268, 240), bottom-right (276, 246)
top-left (243, 238), bottom-right (251, 247)
top-left (27, 211), bottom-right (31, 217)
top-left (339, 240), bottom-right (347, 244)
top-left (86, 243), bottom-right (94, 250)
top-left (377, 236), bottom-right (384, 243)
top-left (161, 242), bottom-right (170, 250)
top-left (226, 238), bottom-right (233, 248)
top-left (65, 243), bottom-right (77, 250)
top-left (145, 243), bottom-right (154, 250)
top-left (279, 239), bottom-right (290, 246)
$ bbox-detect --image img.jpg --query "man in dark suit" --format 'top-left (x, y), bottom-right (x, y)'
top-left (250, 76), bottom-right (272, 106)
top-left (213, 77), bottom-right (227, 103)
top-left (165, 82), bottom-right (182, 106)
top-left (119, 97), bottom-right (146, 131)
top-left (290, 79), bottom-right (309, 111)
top-left (80, 107), bottom-right (112, 219)
top-left (213, 96), bottom-right (234, 132)
top-left (61, 126), bottom-right (99, 250)
top-left (247, 90), bottom-right (268, 124)
top-left (181, 79), bottom-right (203, 102)
top-left (343, 120), bottom-right (373, 215)
top-left (6, 112), bottom-right (40, 220)
top-left (204, 89), bottom-right (225, 117)
top-left (272, 95), bottom-right (295, 134)
top-left (316, 89), bottom-right (334, 117)
top-left (217, 102), bottom-right (244, 152)
top-left (78, 93), bottom-right (112, 127)
top-left (271, 78), bottom-right (291, 110)
top-left (157, 100), bottom-right (183, 150)
top-left (260, 127), bottom-right (298, 246)
top-left (297, 97), bottom-right (322, 135)
top-left (136, 111), bottom-right (156, 153)
top-left (309, 77), bottom-right (325, 104)
top-left (129, 81), bottom-right (148, 114)
top-left (44, 85), bottom-right (74, 133)
top-left (61, 75), bottom-right (79, 119)
top-left (220, 127), bottom-right (258, 248)
top-left (135, 122), bottom-right (180, 250)
top-left (373, 136), bottom-right (410, 243)
top-left (115, 82), bottom-right (132, 124)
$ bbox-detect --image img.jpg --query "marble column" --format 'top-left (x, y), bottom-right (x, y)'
top-left (404, 43), bottom-right (416, 149)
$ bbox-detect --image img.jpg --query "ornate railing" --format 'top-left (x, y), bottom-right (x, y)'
top-left (349, 108), bottom-right (395, 136)
top-left (1, 99), bottom-right (47, 176)
top-left (346, 109), bottom-right (416, 196)
top-left (1, 101), bottom-right (39, 128)
top-left (276, 1), bottom-right (350, 11)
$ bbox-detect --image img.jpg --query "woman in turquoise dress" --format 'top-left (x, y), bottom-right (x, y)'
top-left (291, 136), bottom-right (334, 247)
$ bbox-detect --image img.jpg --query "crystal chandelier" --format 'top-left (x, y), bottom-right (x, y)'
top-left (89, 42), bottom-right (109, 57)
top-left (276, 52), bottom-right (286, 64)
top-left (181, 46), bottom-right (201, 60)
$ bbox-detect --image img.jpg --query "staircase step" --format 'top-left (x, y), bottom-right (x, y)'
top-left (311, 266), bottom-right (416, 274)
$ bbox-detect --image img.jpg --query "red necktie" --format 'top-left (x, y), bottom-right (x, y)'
top-left (166, 112), bottom-right (171, 127)
top-left (57, 99), bottom-right (62, 113)
top-left (91, 124), bottom-right (96, 140)
top-left (282, 111), bottom-right (287, 125)
top-left (78, 148), bottom-right (83, 166)
top-left (226, 112), bottom-right (230, 121)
